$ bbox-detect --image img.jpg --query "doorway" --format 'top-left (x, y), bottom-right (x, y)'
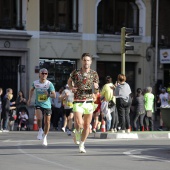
top-left (0, 56), bottom-right (20, 99)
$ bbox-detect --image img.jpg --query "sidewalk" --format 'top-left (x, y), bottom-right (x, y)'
top-left (93, 131), bottom-right (170, 139)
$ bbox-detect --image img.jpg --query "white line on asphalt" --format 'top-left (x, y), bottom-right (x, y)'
top-left (17, 142), bottom-right (79, 170)
top-left (123, 148), bottom-right (170, 163)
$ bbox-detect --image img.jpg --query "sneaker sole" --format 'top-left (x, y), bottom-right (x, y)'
top-left (42, 143), bottom-right (48, 146)
top-left (79, 150), bottom-right (86, 153)
top-left (37, 137), bottom-right (43, 140)
top-left (73, 136), bottom-right (80, 145)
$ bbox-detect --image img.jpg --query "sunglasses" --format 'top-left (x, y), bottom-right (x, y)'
top-left (41, 72), bottom-right (48, 75)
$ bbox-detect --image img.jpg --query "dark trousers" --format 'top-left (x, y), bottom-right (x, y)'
top-left (110, 105), bottom-right (119, 129)
top-left (145, 115), bottom-right (154, 131)
top-left (2, 112), bottom-right (9, 130)
top-left (52, 107), bottom-right (62, 128)
top-left (116, 98), bottom-right (131, 130)
top-left (133, 113), bottom-right (145, 130)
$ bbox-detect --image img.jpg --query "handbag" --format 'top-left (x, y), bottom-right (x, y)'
top-left (146, 110), bottom-right (152, 117)
top-left (108, 100), bottom-right (115, 108)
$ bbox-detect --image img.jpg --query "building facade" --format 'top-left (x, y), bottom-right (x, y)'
top-left (0, 0), bottom-right (168, 102)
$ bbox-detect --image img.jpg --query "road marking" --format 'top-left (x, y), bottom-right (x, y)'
top-left (124, 148), bottom-right (170, 163)
top-left (17, 142), bottom-right (79, 170)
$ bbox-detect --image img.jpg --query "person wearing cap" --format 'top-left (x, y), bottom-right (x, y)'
top-left (67, 53), bottom-right (99, 153)
top-left (27, 68), bottom-right (56, 146)
top-left (157, 87), bottom-right (170, 130)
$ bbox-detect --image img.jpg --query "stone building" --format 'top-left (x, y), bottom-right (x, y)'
top-left (0, 0), bottom-right (169, 108)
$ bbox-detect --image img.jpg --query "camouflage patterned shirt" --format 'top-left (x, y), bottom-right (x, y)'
top-left (70, 69), bottom-right (99, 100)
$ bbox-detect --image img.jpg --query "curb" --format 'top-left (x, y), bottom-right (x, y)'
top-left (93, 131), bottom-right (170, 139)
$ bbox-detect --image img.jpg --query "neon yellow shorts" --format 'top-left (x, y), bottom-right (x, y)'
top-left (73, 102), bottom-right (98, 114)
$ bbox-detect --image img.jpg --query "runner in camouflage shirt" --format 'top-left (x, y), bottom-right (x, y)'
top-left (68, 53), bottom-right (99, 153)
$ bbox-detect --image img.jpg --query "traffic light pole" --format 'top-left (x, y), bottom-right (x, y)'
top-left (121, 52), bottom-right (125, 75)
top-left (121, 27), bottom-right (126, 75)
top-left (120, 27), bottom-right (134, 75)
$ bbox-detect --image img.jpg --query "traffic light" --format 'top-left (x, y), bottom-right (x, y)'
top-left (121, 27), bottom-right (134, 54)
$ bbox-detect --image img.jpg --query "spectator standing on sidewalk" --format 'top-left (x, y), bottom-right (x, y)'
top-left (2, 93), bottom-right (16, 132)
top-left (133, 88), bottom-right (145, 131)
top-left (157, 87), bottom-right (170, 130)
top-left (101, 76), bottom-right (118, 132)
top-left (114, 74), bottom-right (132, 133)
top-left (144, 86), bottom-right (155, 131)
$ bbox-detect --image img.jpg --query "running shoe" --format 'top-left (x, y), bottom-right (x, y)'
top-left (42, 136), bottom-right (47, 146)
top-left (73, 136), bottom-right (80, 145)
top-left (92, 128), bottom-right (96, 133)
top-left (37, 130), bottom-right (43, 140)
top-left (79, 143), bottom-right (86, 153)
top-left (73, 129), bottom-right (82, 145)
top-left (97, 122), bottom-right (101, 130)
top-left (67, 129), bottom-right (71, 136)
top-left (61, 127), bottom-right (65, 132)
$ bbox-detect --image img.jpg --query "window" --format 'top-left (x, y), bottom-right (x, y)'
top-left (97, 0), bottom-right (139, 35)
top-left (40, 0), bottom-right (78, 32)
top-left (39, 59), bottom-right (76, 88)
top-left (0, 0), bottom-right (23, 30)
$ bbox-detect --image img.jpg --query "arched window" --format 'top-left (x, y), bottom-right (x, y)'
top-left (97, 0), bottom-right (139, 35)
top-left (40, 0), bottom-right (78, 32)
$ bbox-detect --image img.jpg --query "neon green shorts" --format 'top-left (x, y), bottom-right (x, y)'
top-left (73, 102), bottom-right (98, 114)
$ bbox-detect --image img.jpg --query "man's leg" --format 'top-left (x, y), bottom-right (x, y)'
top-left (81, 114), bottom-right (93, 142)
top-left (79, 113), bottom-right (93, 153)
top-left (42, 109), bottom-right (52, 146)
top-left (44, 114), bottom-right (51, 135)
top-left (73, 111), bottom-right (83, 144)
top-left (36, 109), bottom-right (43, 140)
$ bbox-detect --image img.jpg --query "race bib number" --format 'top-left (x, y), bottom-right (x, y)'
top-left (67, 102), bottom-right (73, 107)
top-left (38, 94), bottom-right (48, 102)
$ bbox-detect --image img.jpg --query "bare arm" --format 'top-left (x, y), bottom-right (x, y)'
top-left (49, 90), bottom-right (56, 99)
top-left (67, 77), bottom-right (77, 93)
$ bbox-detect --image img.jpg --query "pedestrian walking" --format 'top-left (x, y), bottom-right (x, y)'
top-left (27, 68), bottom-right (56, 146)
top-left (67, 53), bottom-right (99, 153)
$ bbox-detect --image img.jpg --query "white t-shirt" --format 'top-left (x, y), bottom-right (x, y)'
top-left (19, 113), bottom-right (28, 121)
top-left (159, 92), bottom-right (169, 107)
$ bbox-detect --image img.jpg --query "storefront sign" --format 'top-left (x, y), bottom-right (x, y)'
top-left (160, 49), bottom-right (170, 63)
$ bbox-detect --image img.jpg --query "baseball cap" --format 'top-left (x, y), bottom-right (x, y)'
top-left (39, 68), bottom-right (48, 73)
